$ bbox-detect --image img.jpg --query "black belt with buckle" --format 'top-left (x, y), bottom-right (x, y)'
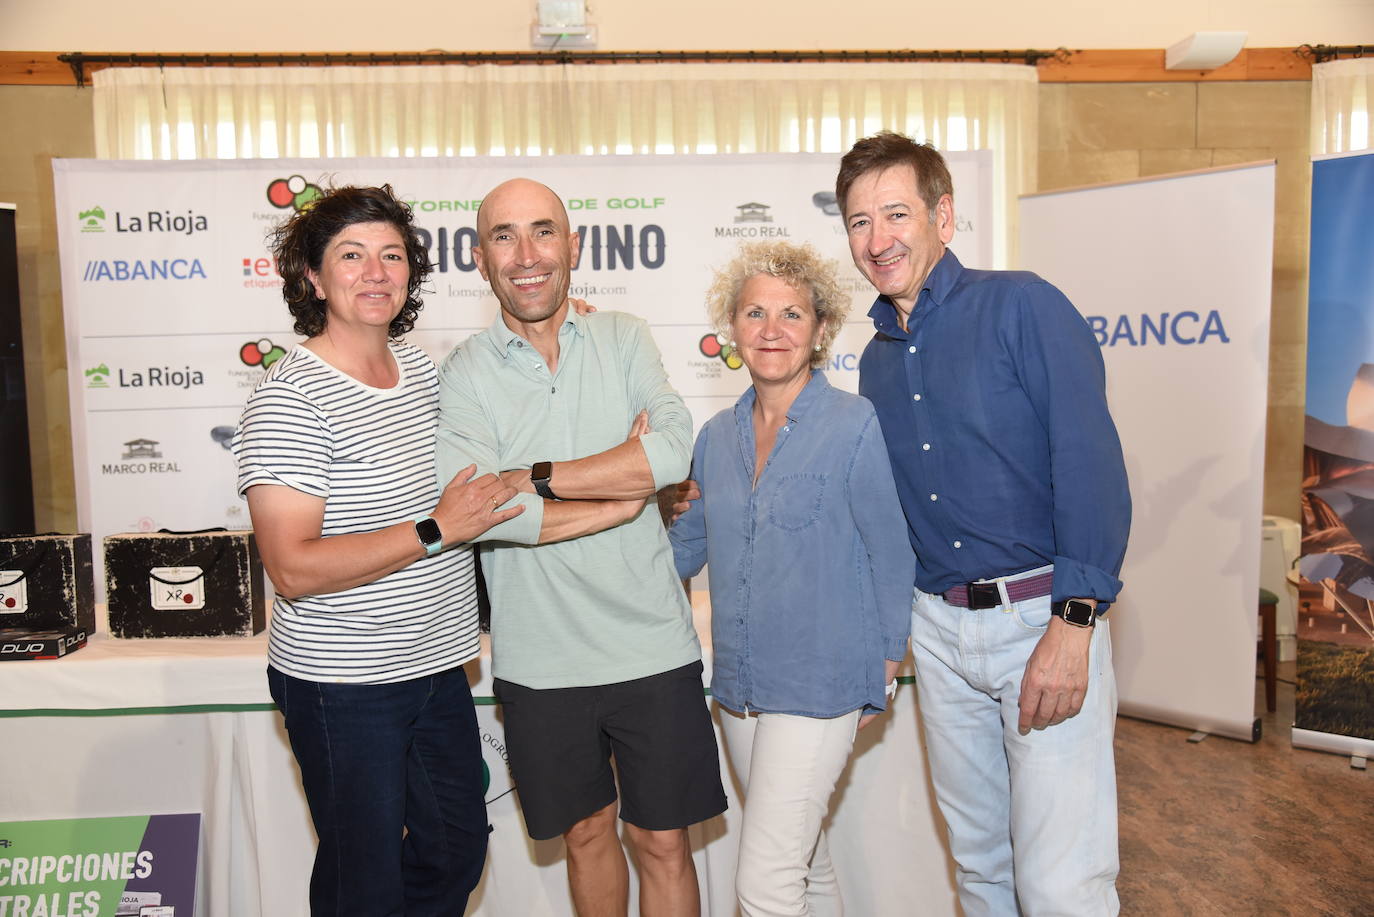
top-left (946, 581), bottom-right (1002, 609)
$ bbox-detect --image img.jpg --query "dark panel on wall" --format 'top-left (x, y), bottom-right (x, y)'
top-left (0, 206), bottom-right (36, 533)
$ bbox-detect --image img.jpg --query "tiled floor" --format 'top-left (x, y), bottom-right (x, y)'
top-left (1116, 661), bottom-right (1374, 916)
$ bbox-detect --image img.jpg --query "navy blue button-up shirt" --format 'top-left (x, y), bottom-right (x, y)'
top-left (670, 372), bottom-right (913, 717)
top-left (859, 249), bottom-right (1130, 610)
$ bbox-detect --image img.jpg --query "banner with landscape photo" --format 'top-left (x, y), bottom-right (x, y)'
top-left (1298, 150), bottom-right (1374, 750)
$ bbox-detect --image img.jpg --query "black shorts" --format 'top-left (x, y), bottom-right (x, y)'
top-left (493, 660), bottom-right (728, 840)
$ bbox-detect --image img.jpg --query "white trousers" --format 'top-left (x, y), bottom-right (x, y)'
top-left (718, 707), bottom-right (861, 917)
top-left (912, 586), bottom-right (1120, 917)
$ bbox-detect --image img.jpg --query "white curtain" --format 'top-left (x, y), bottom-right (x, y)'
top-left (1311, 58), bottom-right (1374, 155)
top-left (93, 62), bottom-right (1037, 265)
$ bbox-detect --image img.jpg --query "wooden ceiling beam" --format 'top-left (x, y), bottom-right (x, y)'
top-left (0, 47), bottom-right (1328, 88)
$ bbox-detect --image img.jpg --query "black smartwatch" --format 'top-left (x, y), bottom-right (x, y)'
top-left (531, 461), bottom-right (559, 500)
top-left (413, 515), bottom-right (443, 557)
top-left (1051, 598), bottom-right (1096, 628)
top-left (409, 519), bottom-right (442, 555)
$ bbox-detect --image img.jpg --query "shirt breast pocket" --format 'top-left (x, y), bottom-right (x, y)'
top-left (766, 473), bottom-right (828, 532)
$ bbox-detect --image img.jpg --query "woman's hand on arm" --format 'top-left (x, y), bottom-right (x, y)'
top-left (432, 464), bottom-right (524, 545)
top-left (246, 466), bottom-right (522, 600)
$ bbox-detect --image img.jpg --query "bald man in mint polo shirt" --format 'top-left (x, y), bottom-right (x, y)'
top-left (436, 177), bottom-right (726, 917)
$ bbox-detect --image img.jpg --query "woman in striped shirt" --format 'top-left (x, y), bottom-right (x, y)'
top-left (233, 184), bottom-right (522, 916)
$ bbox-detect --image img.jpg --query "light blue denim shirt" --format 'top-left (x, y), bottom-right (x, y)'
top-left (670, 371), bottom-right (913, 717)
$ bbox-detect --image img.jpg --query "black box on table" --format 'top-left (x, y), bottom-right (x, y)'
top-left (105, 530), bottom-right (265, 637)
top-left (0, 534), bottom-right (95, 659)
top-left (0, 533), bottom-right (96, 630)
top-left (0, 626), bottom-right (89, 660)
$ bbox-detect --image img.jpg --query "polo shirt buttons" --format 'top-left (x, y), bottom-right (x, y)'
top-left (922, 443), bottom-right (931, 451)
top-left (913, 393), bottom-right (922, 402)
top-left (908, 346), bottom-right (917, 354)
top-left (953, 541), bottom-right (962, 548)
top-left (929, 494), bottom-right (938, 501)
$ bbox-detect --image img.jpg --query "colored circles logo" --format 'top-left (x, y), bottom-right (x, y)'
top-left (266, 175), bottom-right (324, 212)
top-left (240, 338), bottom-right (287, 371)
top-left (699, 333), bottom-right (743, 370)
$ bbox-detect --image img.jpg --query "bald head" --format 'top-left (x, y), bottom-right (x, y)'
top-left (473, 177), bottom-right (581, 329)
top-left (476, 178), bottom-right (571, 239)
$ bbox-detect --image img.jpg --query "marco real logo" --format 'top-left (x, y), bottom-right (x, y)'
top-left (714, 201), bottom-right (792, 240)
top-left (104, 438), bottom-right (182, 476)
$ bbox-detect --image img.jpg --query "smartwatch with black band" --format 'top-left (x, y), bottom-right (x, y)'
top-left (531, 461), bottom-right (559, 500)
top-left (413, 515), bottom-right (443, 557)
top-left (1051, 598), bottom-right (1096, 628)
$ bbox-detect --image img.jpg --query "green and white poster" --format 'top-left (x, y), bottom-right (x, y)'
top-left (0, 813), bottom-right (198, 917)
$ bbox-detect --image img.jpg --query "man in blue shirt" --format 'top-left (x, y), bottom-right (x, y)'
top-left (839, 132), bottom-right (1131, 915)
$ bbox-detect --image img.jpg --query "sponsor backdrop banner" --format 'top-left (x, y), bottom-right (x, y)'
top-left (1296, 149), bottom-right (1374, 758)
top-left (0, 813), bottom-right (199, 917)
top-left (49, 153), bottom-right (986, 917)
top-left (53, 153), bottom-right (992, 597)
top-left (1020, 163), bottom-right (1276, 741)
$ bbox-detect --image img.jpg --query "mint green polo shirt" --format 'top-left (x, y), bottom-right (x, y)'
top-left (436, 310), bottom-right (700, 689)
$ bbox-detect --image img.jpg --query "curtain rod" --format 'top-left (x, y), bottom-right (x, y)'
top-left (1298, 44), bottom-right (1372, 63)
top-left (55, 48), bottom-right (1065, 87)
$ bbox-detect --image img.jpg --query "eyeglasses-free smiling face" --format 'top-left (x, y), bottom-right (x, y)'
top-left (730, 272), bottom-right (822, 390)
top-left (474, 178), bottom-right (581, 329)
top-left (305, 221), bottom-right (410, 333)
top-left (843, 164), bottom-right (954, 320)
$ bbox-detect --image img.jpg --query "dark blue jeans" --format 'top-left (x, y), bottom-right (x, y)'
top-left (268, 664), bottom-right (489, 916)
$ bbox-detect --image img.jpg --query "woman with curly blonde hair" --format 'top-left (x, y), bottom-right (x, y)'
top-left (670, 240), bottom-right (913, 916)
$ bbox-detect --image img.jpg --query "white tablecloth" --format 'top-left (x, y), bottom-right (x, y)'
top-left (0, 603), bottom-right (957, 916)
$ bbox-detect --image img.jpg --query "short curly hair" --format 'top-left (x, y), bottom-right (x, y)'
top-left (269, 184), bottom-right (431, 339)
top-left (704, 241), bottom-right (850, 369)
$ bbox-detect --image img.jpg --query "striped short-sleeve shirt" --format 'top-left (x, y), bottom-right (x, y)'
top-left (232, 341), bottom-right (478, 684)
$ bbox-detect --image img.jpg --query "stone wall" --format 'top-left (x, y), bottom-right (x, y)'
top-left (1040, 81), bottom-right (1311, 520)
